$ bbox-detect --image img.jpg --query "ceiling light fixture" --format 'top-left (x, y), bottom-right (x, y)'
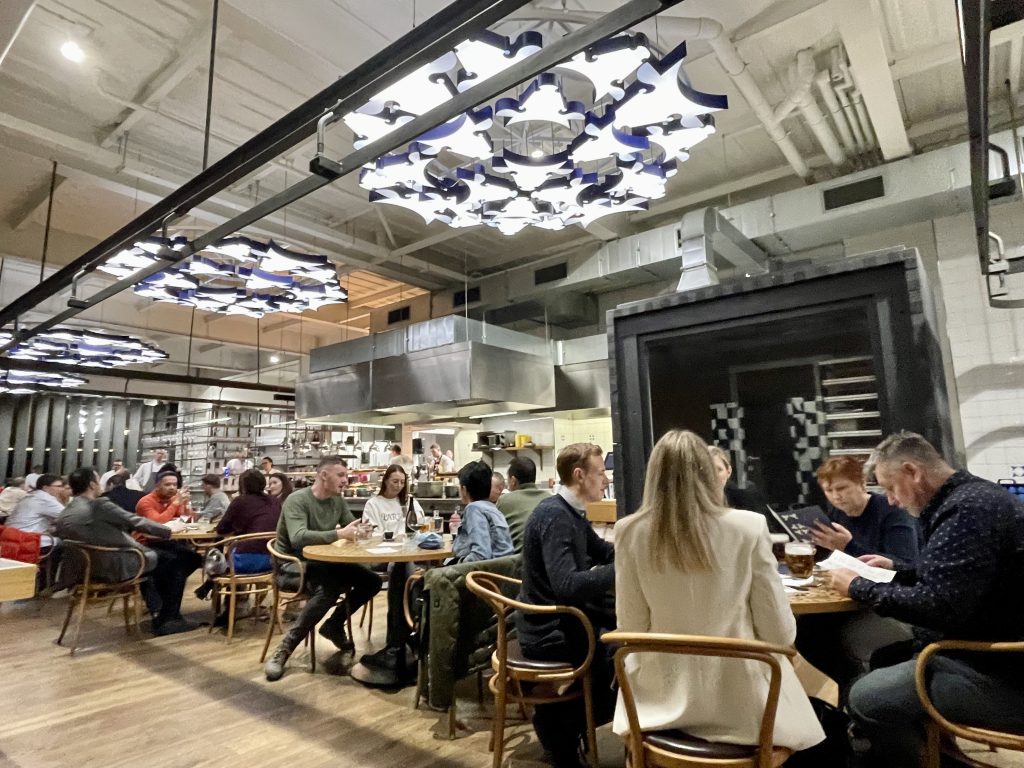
top-left (0, 369), bottom-right (86, 394)
top-left (346, 32), bottom-right (725, 236)
top-left (60, 40), bottom-right (85, 63)
top-left (97, 236), bottom-right (349, 319)
top-left (0, 327), bottom-right (167, 368)
top-left (269, 354), bottom-right (281, 363)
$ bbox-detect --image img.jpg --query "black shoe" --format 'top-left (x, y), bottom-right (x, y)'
top-left (213, 611), bottom-right (230, 628)
top-left (153, 617), bottom-right (200, 636)
top-left (318, 619), bottom-right (355, 653)
top-left (194, 583), bottom-right (213, 601)
top-left (360, 645), bottom-right (400, 671)
top-left (265, 647), bottom-right (290, 682)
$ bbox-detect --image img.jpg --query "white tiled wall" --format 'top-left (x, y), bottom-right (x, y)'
top-left (932, 205), bottom-right (1024, 481)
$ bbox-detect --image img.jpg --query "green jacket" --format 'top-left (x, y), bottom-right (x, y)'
top-left (419, 554), bottom-right (522, 710)
top-left (275, 487), bottom-right (354, 558)
top-left (496, 484), bottom-right (551, 552)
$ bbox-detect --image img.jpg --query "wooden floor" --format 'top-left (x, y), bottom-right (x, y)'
top-left (0, 579), bottom-right (598, 768)
top-left (2, 579), bottom-right (1022, 768)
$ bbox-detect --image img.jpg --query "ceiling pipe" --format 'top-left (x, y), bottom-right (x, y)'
top-left (815, 69), bottom-right (858, 155)
top-left (832, 55), bottom-right (875, 154)
top-left (773, 49), bottom-right (846, 166)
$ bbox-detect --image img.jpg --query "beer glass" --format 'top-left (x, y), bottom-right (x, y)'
top-left (784, 541), bottom-right (816, 578)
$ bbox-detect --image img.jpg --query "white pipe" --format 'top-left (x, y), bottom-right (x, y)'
top-left (815, 70), bottom-right (858, 154)
top-left (850, 87), bottom-right (878, 151)
top-left (680, 17), bottom-right (811, 179)
top-left (831, 54), bottom-right (871, 153)
top-left (788, 49), bottom-right (846, 165)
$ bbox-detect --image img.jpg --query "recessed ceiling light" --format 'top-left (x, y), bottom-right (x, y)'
top-left (61, 40), bottom-right (85, 63)
top-left (269, 354), bottom-right (281, 363)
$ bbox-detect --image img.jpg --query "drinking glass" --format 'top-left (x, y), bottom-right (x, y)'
top-left (382, 517), bottom-right (398, 542)
top-left (784, 541), bottom-right (816, 579)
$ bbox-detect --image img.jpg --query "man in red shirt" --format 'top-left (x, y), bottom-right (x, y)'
top-left (134, 470), bottom-right (202, 634)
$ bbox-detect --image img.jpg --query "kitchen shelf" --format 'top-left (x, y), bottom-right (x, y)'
top-left (824, 410), bottom-right (880, 420)
top-left (827, 429), bottom-right (883, 438)
top-left (822, 393), bottom-right (878, 404)
top-left (472, 444), bottom-right (553, 470)
top-left (821, 375), bottom-right (877, 387)
top-left (828, 448), bottom-right (874, 456)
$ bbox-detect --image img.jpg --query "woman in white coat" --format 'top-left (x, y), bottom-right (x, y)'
top-left (613, 429), bottom-right (824, 753)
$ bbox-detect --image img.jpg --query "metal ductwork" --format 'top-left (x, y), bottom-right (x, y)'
top-left (297, 316), bottom-right (555, 424)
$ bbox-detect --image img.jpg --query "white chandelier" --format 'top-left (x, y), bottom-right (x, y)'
top-left (0, 369), bottom-right (86, 394)
top-left (346, 30), bottom-right (726, 236)
top-left (0, 327), bottom-right (168, 368)
top-left (98, 236), bottom-right (349, 319)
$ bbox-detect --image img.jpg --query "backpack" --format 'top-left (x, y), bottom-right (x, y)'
top-left (203, 547), bottom-right (228, 577)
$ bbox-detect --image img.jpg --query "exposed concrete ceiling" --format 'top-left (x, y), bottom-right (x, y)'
top-left (0, 0), bottom-right (1020, 393)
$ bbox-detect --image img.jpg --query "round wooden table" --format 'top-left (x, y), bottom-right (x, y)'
top-left (170, 524), bottom-right (220, 542)
top-left (788, 583), bottom-right (859, 615)
top-left (303, 535), bottom-right (453, 564)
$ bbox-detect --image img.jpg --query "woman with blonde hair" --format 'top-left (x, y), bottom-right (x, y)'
top-left (613, 429), bottom-right (824, 752)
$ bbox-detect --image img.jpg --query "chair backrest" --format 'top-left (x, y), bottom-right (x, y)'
top-left (916, 640), bottom-right (1024, 755)
top-left (466, 570), bottom-right (595, 680)
top-left (602, 631), bottom-right (796, 768)
top-left (266, 538), bottom-right (306, 596)
top-left (61, 539), bottom-right (146, 588)
top-left (220, 532), bottom-right (276, 576)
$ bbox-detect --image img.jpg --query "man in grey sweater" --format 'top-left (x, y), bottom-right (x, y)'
top-left (496, 456), bottom-right (551, 552)
top-left (265, 456), bottom-right (382, 681)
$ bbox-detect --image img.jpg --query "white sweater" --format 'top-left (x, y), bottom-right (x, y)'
top-left (613, 507), bottom-right (825, 752)
top-left (361, 494), bottom-right (424, 533)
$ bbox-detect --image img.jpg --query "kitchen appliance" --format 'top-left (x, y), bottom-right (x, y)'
top-left (443, 483), bottom-right (460, 498)
top-left (502, 430), bottom-right (517, 447)
top-left (416, 480), bottom-right (443, 497)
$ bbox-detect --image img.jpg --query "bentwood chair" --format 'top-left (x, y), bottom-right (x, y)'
top-left (57, 540), bottom-right (147, 655)
top-left (260, 539), bottom-right (350, 673)
top-left (916, 639), bottom-right (1024, 767)
top-left (601, 631), bottom-right (795, 768)
top-left (208, 532), bottom-right (275, 642)
top-left (466, 571), bottom-right (599, 768)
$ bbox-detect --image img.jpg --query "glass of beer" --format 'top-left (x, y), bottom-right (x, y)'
top-left (784, 541), bottom-right (816, 579)
top-left (770, 534), bottom-right (789, 562)
top-left (416, 521), bottom-right (431, 534)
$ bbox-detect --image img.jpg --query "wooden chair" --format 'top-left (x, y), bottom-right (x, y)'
top-left (915, 639), bottom-right (1024, 768)
top-left (466, 571), bottom-right (598, 768)
top-left (208, 532), bottom-right (275, 642)
top-left (57, 540), bottom-right (147, 655)
top-left (602, 631), bottom-right (795, 768)
top-left (259, 539), bottom-right (350, 673)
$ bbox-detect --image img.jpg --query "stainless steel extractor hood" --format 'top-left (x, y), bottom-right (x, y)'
top-left (297, 316), bottom-right (556, 424)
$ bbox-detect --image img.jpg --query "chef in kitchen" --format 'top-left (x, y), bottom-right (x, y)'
top-left (429, 443), bottom-right (456, 475)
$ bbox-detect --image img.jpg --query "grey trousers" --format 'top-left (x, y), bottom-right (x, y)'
top-left (848, 656), bottom-right (1024, 768)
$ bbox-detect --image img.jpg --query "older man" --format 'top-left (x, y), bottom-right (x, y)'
top-left (264, 456), bottom-right (382, 682)
top-left (496, 456), bottom-right (550, 552)
top-left (489, 471), bottom-right (506, 504)
top-left (132, 447), bottom-right (168, 492)
top-left (517, 443), bottom-right (615, 768)
top-left (56, 467), bottom-right (200, 635)
top-left (829, 432), bottom-right (1024, 768)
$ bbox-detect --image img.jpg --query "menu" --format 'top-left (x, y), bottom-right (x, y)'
top-left (817, 549), bottom-right (896, 583)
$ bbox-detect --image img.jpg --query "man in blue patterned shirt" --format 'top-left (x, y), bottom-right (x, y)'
top-left (830, 432), bottom-right (1024, 767)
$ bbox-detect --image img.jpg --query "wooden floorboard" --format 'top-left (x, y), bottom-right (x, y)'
top-left (3, 580), bottom-right (1021, 768)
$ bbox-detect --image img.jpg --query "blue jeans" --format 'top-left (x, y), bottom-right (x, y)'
top-left (231, 553), bottom-right (271, 574)
top-left (848, 656), bottom-right (1024, 768)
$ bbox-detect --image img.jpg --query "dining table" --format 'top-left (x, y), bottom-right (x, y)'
top-left (170, 522), bottom-right (221, 542)
top-left (303, 534), bottom-right (453, 564)
top-left (787, 581), bottom-right (858, 615)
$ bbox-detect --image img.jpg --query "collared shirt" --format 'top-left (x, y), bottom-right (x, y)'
top-left (557, 486), bottom-right (587, 514)
top-left (849, 470), bottom-right (1024, 678)
top-left (6, 490), bottom-right (63, 546)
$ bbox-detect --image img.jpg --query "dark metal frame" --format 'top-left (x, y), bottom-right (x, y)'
top-left (0, 0), bottom-right (684, 355)
top-left (607, 250), bottom-right (957, 517)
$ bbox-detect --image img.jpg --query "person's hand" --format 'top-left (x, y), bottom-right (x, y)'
top-left (336, 519), bottom-right (361, 542)
top-left (829, 568), bottom-right (858, 596)
top-left (166, 519), bottom-right (186, 533)
top-left (809, 520), bottom-right (852, 551)
top-left (858, 554), bottom-right (894, 570)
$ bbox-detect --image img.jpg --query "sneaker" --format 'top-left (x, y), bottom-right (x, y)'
top-left (153, 617), bottom-right (200, 636)
top-left (265, 647), bottom-right (291, 682)
top-left (360, 645), bottom-right (400, 671)
top-left (318, 619), bottom-right (355, 653)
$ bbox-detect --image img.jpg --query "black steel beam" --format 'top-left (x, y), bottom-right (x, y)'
top-left (960, 0), bottom-right (991, 276)
top-left (0, 0), bottom-right (684, 352)
top-left (0, 358), bottom-right (293, 393)
top-left (0, 0), bottom-right (536, 328)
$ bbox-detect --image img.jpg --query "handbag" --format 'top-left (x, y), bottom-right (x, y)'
top-left (203, 546), bottom-right (228, 577)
